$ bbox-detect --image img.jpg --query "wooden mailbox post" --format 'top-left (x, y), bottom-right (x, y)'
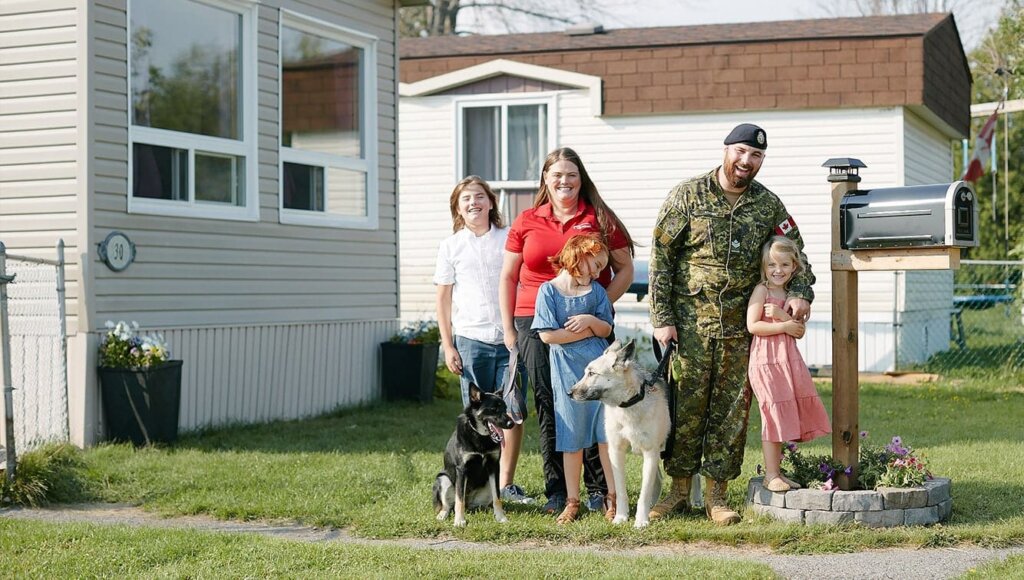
top-left (824, 158), bottom-right (962, 490)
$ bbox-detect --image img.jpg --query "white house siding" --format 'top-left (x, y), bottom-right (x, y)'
top-left (397, 94), bottom-right (459, 321)
top-left (895, 109), bottom-right (956, 366)
top-left (400, 83), bottom-right (959, 371)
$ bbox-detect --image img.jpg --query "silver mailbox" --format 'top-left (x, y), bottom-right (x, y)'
top-left (840, 181), bottom-right (979, 250)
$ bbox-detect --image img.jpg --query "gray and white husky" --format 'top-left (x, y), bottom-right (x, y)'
top-left (569, 339), bottom-right (700, 528)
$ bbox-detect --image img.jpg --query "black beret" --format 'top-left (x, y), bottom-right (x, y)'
top-left (724, 123), bottom-right (767, 149)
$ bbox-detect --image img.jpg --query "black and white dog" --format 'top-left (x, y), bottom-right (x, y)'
top-left (433, 383), bottom-right (514, 527)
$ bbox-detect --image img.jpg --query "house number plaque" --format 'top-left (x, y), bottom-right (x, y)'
top-left (98, 231), bottom-right (136, 272)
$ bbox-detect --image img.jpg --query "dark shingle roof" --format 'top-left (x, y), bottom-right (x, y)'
top-left (400, 13), bottom-right (950, 59)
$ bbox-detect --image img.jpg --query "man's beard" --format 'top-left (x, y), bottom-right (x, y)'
top-left (723, 157), bottom-right (758, 190)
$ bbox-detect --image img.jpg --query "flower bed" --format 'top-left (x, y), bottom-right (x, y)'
top-left (746, 433), bottom-right (951, 526)
top-left (746, 476), bottom-right (952, 527)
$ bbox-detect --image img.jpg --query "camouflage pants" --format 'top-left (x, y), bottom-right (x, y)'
top-left (663, 333), bottom-right (752, 481)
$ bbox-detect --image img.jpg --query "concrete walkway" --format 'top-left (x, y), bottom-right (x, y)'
top-left (3, 503), bottom-right (1021, 579)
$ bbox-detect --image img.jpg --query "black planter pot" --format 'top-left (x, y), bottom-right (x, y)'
top-left (380, 342), bottom-right (439, 403)
top-left (98, 360), bottom-right (183, 446)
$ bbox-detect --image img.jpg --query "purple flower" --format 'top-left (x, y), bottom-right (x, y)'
top-left (859, 430), bottom-right (869, 439)
top-left (786, 442), bottom-right (798, 452)
top-left (891, 436), bottom-right (902, 446)
top-left (844, 465), bottom-right (853, 476)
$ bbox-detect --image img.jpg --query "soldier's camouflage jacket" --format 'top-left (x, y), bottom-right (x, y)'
top-left (650, 168), bottom-right (815, 338)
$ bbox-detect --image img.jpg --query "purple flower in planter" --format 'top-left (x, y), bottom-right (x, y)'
top-left (844, 465), bottom-right (853, 476)
top-left (786, 442), bottom-right (798, 452)
top-left (860, 430), bottom-right (869, 439)
top-left (886, 435), bottom-right (909, 456)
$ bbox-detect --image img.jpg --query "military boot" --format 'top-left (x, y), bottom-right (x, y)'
top-left (648, 476), bottom-right (692, 521)
top-left (704, 477), bottom-right (741, 525)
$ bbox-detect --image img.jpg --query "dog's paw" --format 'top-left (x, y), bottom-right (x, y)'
top-left (612, 514), bottom-right (628, 525)
top-left (436, 510), bottom-right (449, 521)
top-left (634, 518), bottom-right (650, 529)
top-left (496, 514), bottom-right (508, 524)
top-left (453, 517), bottom-right (467, 528)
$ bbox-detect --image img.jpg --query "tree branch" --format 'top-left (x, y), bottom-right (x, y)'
top-left (458, 2), bottom-right (575, 24)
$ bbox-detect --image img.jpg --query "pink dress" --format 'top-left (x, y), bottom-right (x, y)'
top-left (748, 294), bottom-right (831, 443)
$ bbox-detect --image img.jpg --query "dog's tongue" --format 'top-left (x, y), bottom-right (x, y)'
top-left (488, 422), bottom-right (505, 447)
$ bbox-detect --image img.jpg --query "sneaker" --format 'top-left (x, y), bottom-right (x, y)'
top-left (542, 493), bottom-right (567, 514)
top-left (585, 492), bottom-right (605, 512)
top-left (500, 484), bottom-right (534, 504)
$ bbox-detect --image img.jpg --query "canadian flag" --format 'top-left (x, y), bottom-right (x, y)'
top-left (962, 109), bottom-right (999, 183)
top-left (775, 216), bottom-right (796, 236)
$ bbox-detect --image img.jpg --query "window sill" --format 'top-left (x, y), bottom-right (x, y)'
top-left (128, 198), bottom-right (260, 222)
top-left (279, 209), bottom-right (378, 230)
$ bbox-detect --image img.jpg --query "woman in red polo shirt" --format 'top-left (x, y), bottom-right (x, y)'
top-left (499, 147), bottom-right (635, 516)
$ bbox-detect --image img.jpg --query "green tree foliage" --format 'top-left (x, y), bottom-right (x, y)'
top-left (962, 1), bottom-right (1023, 260)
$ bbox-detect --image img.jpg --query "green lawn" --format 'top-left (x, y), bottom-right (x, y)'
top-left (923, 305), bottom-right (1024, 378)
top-left (0, 518), bottom-right (776, 578)
top-left (25, 378), bottom-right (1024, 554)
top-left (963, 554), bottom-right (1024, 578)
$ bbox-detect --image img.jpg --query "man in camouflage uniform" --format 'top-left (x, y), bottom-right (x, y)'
top-left (648, 124), bottom-right (815, 525)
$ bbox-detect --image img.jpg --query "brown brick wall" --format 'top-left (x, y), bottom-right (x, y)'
top-left (401, 31), bottom-right (969, 135)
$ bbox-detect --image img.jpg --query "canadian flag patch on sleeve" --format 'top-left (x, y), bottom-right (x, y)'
top-left (775, 216), bottom-right (797, 235)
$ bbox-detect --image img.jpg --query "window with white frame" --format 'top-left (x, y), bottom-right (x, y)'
top-left (458, 98), bottom-right (552, 221)
top-left (279, 12), bottom-right (377, 229)
top-left (128, 0), bottom-right (258, 221)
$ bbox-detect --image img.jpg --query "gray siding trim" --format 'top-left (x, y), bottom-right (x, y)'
top-left (155, 319), bottom-right (395, 430)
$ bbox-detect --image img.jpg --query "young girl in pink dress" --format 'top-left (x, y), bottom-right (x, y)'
top-left (746, 236), bottom-right (831, 493)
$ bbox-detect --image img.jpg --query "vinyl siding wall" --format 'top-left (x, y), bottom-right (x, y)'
top-left (399, 85), bottom-right (955, 371)
top-left (0, 0), bottom-right (82, 329)
top-left (0, 0), bottom-right (402, 445)
top-left (91, 0), bottom-right (398, 327)
top-left (72, 0), bottom-right (401, 440)
top-left (895, 109), bottom-right (956, 367)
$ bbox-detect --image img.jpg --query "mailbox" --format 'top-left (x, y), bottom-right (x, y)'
top-left (839, 181), bottom-right (978, 250)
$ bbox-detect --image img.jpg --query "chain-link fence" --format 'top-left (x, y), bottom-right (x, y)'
top-left (895, 259), bottom-right (1024, 378)
top-left (0, 241), bottom-right (69, 464)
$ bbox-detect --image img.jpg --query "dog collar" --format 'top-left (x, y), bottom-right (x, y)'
top-left (620, 340), bottom-right (675, 409)
top-left (619, 379), bottom-right (653, 409)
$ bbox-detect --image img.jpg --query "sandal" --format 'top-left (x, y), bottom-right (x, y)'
top-left (765, 476), bottom-right (792, 493)
top-left (780, 474), bottom-right (802, 489)
top-left (556, 498), bottom-right (581, 525)
top-left (603, 492), bottom-right (617, 522)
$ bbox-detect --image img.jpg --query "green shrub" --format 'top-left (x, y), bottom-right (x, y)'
top-left (3, 443), bottom-right (88, 507)
top-left (435, 364), bottom-right (460, 400)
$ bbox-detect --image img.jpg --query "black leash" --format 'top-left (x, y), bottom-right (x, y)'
top-left (619, 339), bottom-right (676, 408)
top-left (655, 338), bottom-right (680, 460)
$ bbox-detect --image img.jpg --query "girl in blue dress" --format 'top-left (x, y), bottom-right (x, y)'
top-left (532, 234), bottom-right (617, 524)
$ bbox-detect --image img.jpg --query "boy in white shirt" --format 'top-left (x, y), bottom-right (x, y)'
top-left (434, 176), bottom-right (531, 504)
